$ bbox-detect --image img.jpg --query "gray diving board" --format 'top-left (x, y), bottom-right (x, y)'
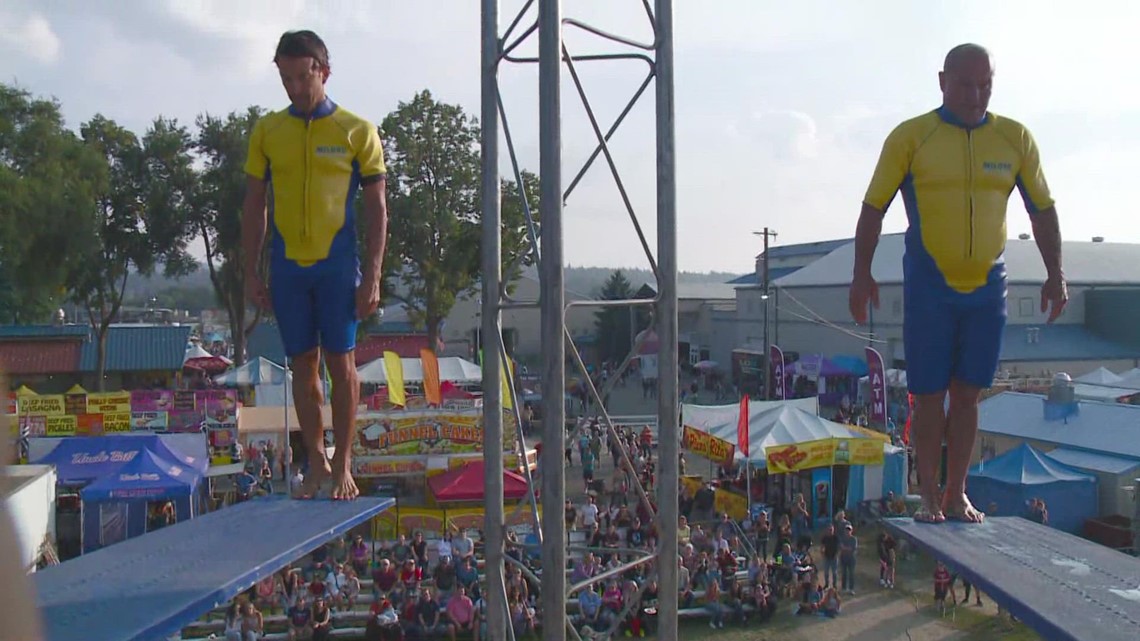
top-left (885, 516), bottom-right (1140, 641)
top-left (34, 496), bottom-right (395, 641)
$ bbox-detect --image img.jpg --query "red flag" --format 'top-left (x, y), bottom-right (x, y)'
top-left (903, 393), bottom-right (914, 445)
top-left (737, 394), bottom-right (750, 458)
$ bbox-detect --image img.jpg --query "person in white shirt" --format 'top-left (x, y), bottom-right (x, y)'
top-left (436, 531), bottom-right (453, 563)
top-left (580, 496), bottom-right (599, 530)
top-left (290, 469), bottom-right (304, 496)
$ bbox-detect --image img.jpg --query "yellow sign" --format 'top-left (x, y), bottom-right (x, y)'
top-left (19, 395), bottom-right (65, 416)
top-left (681, 425), bottom-right (736, 466)
top-left (104, 412), bottom-right (132, 433)
top-left (87, 392), bottom-right (131, 414)
top-left (765, 437), bottom-right (884, 473)
top-left (44, 415), bottom-right (78, 437)
top-left (714, 488), bottom-right (749, 521)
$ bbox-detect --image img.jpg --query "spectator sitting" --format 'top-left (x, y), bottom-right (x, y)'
top-left (446, 586), bottom-right (478, 641)
top-left (820, 586), bottom-right (841, 617)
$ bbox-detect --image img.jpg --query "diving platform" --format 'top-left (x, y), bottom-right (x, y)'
top-left (885, 516), bottom-right (1140, 641)
top-left (34, 496), bottom-right (395, 641)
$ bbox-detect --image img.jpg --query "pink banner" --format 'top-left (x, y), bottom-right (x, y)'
top-left (865, 346), bottom-right (887, 427)
top-left (770, 345), bottom-right (786, 400)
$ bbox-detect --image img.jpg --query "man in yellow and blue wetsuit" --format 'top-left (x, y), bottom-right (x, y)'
top-left (242, 30), bottom-right (388, 500)
top-left (848, 44), bottom-right (1068, 524)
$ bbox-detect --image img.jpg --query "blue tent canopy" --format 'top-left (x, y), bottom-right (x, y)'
top-left (33, 434), bottom-right (206, 485)
top-left (967, 443), bottom-right (1097, 533)
top-left (80, 449), bottom-right (200, 503)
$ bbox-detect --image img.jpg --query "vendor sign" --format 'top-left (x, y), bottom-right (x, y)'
top-left (353, 409), bottom-right (516, 457)
top-left (765, 437), bottom-right (884, 473)
top-left (87, 392), bottom-right (131, 414)
top-left (681, 425), bottom-right (736, 466)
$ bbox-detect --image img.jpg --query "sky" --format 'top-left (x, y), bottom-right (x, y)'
top-left (2, 0), bottom-right (1139, 275)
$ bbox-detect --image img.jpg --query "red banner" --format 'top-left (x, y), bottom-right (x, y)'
top-left (865, 346), bottom-right (887, 427)
top-left (737, 394), bottom-right (750, 458)
top-left (770, 345), bottom-right (786, 400)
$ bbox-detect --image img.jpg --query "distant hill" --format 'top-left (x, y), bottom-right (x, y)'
top-left (123, 263), bottom-right (747, 302)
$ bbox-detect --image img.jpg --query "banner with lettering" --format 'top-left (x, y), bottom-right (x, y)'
top-left (131, 390), bottom-right (174, 412)
top-left (765, 436), bottom-right (884, 473)
top-left (207, 423), bottom-right (239, 465)
top-left (353, 409), bottom-right (517, 457)
top-left (130, 411), bottom-right (169, 431)
top-left (714, 488), bottom-right (749, 521)
top-left (87, 392), bottom-right (131, 414)
top-left (770, 345), bottom-right (786, 400)
top-left (352, 456), bottom-right (428, 477)
top-left (681, 425), bottom-right (736, 467)
top-left (865, 347), bottom-right (887, 428)
top-left (19, 394), bottom-right (65, 416)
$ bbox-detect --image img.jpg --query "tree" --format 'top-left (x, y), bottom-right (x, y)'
top-left (69, 116), bottom-right (197, 389)
top-left (191, 108), bottom-right (266, 365)
top-left (0, 84), bottom-right (105, 323)
top-left (382, 90), bottom-right (540, 351)
top-left (594, 270), bottom-right (636, 363)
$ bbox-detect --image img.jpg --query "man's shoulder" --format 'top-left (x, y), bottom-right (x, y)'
top-left (330, 105), bottom-right (379, 134)
top-left (255, 108), bottom-right (294, 133)
top-left (986, 112), bottom-right (1034, 141)
top-left (887, 110), bottom-right (943, 142)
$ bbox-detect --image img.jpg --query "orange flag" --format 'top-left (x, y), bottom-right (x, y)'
top-left (420, 348), bottom-right (442, 406)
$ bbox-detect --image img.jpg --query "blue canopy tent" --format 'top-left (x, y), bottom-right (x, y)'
top-left (33, 434), bottom-right (207, 485)
top-left (79, 448), bottom-right (202, 553)
top-left (967, 443), bottom-right (1098, 534)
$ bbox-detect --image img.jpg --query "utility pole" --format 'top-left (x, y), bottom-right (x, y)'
top-left (754, 228), bottom-right (777, 399)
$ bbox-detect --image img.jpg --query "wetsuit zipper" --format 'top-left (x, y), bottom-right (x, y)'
top-left (303, 116), bottom-right (313, 241)
top-left (966, 129), bottom-right (975, 258)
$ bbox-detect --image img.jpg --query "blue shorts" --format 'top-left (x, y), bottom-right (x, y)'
top-left (269, 254), bottom-right (360, 358)
top-left (903, 283), bottom-right (1006, 395)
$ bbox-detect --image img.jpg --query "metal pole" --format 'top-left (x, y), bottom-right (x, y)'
top-left (284, 356), bottom-right (291, 496)
top-left (480, 2), bottom-right (508, 640)
top-left (762, 228), bottom-right (771, 401)
top-left (654, 0), bottom-right (680, 637)
top-left (538, 2), bottom-right (567, 640)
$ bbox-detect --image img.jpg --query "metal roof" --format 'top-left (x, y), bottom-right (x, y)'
top-left (0, 325), bottom-right (89, 339)
top-left (1044, 447), bottom-right (1140, 475)
top-left (78, 325), bottom-right (192, 372)
top-left (639, 282), bottom-right (738, 300)
top-left (0, 341), bottom-right (82, 375)
top-left (775, 234), bottom-right (1140, 288)
top-left (1000, 324), bottom-right (1140, 362)
top-left (246, 322), bottom-right (286, 364)
top-left (758, 238), bottom-right (851, 260)
top-left (978, 391), bottom-right (1140, 459)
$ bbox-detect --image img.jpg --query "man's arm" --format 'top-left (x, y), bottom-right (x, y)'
top-left (242, 176), bottom-right (269, 279)
top-left (1030, 207), bottom-right (1062, 279)
top-left (360, 179), bottom-right (388, 286)
top-left (853, 204), bottom-right (885, 279)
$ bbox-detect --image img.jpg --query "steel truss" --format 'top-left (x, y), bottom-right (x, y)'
top-left (481, 1), bottom-right (678, 640)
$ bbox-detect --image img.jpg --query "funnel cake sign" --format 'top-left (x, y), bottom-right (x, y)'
top-left (352, 409), bottom-right (517, 457)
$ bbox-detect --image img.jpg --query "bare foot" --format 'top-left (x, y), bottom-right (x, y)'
top-left (914, 492), bottom-right (946, 524)
top-left (943, 492), bottom-right (985, 523)
top-left (296, 458), bottom-right (332, 499)
top-left (330, 467), bottom-right (360, 501)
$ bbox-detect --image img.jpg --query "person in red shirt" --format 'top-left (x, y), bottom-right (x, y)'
top-left (933, 561), bottom-right (955, 614)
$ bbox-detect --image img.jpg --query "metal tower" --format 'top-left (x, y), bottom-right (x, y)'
top-left (480, 1), bottom-right (678, 640)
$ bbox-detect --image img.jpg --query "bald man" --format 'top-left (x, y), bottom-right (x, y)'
top-left (849, 44), bottom-right (1067, 524)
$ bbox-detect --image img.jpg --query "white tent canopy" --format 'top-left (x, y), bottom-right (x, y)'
top-left (357, 356), bottom-right (482, 384)
top-left (214, 356), bottom-right (291, 386)
top-left (858, 368), bottom-right (907, 388)
top-left (1074, 367), bottom-right (1122, 385)
top-left (184, 344), bottom-right (213, 362)
top-left (683, 400), bottom-right (897, 465)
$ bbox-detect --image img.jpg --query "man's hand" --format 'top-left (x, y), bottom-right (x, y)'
top-left (246, 272), bottom-right (271, 311)
top-left (849, 272), bottom-right (880, 325)
top-left (356, 274), bottom-right (381, 321)
top-left (1040, 275), bottom-right (1068, 323)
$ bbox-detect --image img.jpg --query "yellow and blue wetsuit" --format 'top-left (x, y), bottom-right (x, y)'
top-left (245, 98), bottom-right (386, 357)
top-left (863, 107), bottom-right (1054, 393)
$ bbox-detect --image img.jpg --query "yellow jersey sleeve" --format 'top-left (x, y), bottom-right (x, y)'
top-left (863, 124), bottom-right (912, 213)
top-left (244, 118), bottom-right (269, 180)
top-left (1017, 128), bottom-right (1054, 214)
top-left (356, 124), bottom-right (387, 183)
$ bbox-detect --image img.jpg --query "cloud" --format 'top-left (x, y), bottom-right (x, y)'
top-left (0, 10), bottom-right (61, 65)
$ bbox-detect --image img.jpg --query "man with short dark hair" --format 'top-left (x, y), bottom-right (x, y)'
top-left (243, 30), bottom-right (389, 500)
top-left (849, 43), bottom-right (1067, 524)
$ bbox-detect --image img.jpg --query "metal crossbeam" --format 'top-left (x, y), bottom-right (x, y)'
top-left (480, 2), bottom-right (678, 640)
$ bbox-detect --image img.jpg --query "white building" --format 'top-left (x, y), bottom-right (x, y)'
top-left (735, 234), bottom-right (1140, 378)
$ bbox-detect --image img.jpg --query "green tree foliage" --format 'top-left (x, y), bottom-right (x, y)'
top-left (69, 115), bottom-right (197, 388)
top-left (0, 85), bottom-right (105, 323)
top-left (191, 108), bottom-right (266, 365)
top-left (594, 270), bottom-right (636, 363)
top-left (382, 90), bottom-right (540, 351)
